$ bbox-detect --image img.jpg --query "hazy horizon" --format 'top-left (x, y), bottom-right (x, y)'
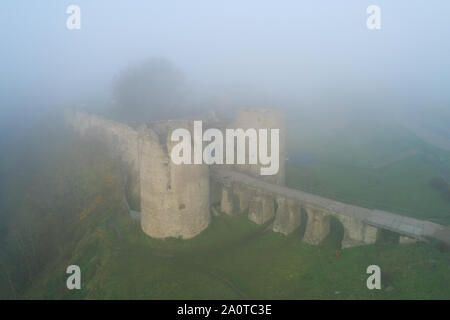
top-left (1, 1), bottom-right (450, 116)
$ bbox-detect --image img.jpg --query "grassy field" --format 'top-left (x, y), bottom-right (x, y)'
top-left (285, 110), bottom-right (450, 224)
top-left (1, 111), bottom-right (449, 300)
top-left (25, 209), bottom-right (450, 300)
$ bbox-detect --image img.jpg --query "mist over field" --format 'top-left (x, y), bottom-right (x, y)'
top-left (2, 1), bottom-right (450, 123)
top-left (0, 1), bottom-right (449, 300)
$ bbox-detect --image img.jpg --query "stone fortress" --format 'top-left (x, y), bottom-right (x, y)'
top-left (65, 108), bottom-right (450, 248)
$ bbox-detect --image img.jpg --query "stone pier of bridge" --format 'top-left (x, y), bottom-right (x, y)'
top-left (212, 168), bottom-right (449, 248)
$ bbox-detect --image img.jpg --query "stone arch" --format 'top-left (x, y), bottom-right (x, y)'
top-left (220, 184), bottom-right (239, 216)
top-left (210, 178), bottom-right (223, 206)
top-left (296, 206), bottom-right (309, 239)
top-left (376, 229), bottom-right (400, 244)
top-left (233, 184), bottom-right (255, 215)
top-left (322, 216), bottom-right (345, 249)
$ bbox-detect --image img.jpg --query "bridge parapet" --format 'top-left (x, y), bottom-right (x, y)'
top-left (366, 210), bottom-right (449, 244)
top-left (212, 168), bottom-right (450, 248)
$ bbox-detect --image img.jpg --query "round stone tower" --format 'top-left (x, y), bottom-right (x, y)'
top-left (231, 108), bottom-right (286, 185)
top-left (138, 120), bottom-right (210, 239)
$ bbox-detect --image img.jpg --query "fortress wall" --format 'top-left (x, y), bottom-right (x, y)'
top-left (213, 168), bottom-right (385, 248)
top-left (216, 179), bottom-right (381, 248)
top-left (220, 183), bottom-right (237, 215)
top-left (219, 182), bottom-right (276, 224)
top-left (273, 197), bottom-right (303, 235)
top-left (233, 184), bottom-right (255, 214)
top-left (302, 207), bottom-right (331, 245)
top-left (65, 109), bottom-right (141, 207)
top-left (248, 192), bottom-right (275, 225)
top-left (67, 109), bottom-right (396, 248)
top-left (210, 177), bottom-right (223, 206)
top-left (335, 214), bottom-right (379, 248)
top-left (399, 235), bottom-right (417, 244)
top-left (229, 109), bottom-right (286, 186)
top-left (139, 121), bottom-right (211, 239)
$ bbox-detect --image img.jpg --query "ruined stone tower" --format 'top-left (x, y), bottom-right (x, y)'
top-left (230, 108), bottom-right (286, 186)
top-left (139, 120), bottom-right (211, 239)
top-left (66, 110), bottom-right (211, 240)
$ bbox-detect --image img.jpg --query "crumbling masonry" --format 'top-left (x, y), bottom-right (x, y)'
top-left (66, 109), bottom-right (449, 247)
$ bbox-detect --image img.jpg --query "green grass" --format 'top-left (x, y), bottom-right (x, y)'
top-left (2, 111), bottom-right (449, 300)
top-left (285, 112), bottom-right (450, 224)
top-left (25, 210), bottom-right (450, 300)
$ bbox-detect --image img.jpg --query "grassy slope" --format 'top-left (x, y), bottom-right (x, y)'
top-left (26, 211), bottom-right (450, 300)
top-left (2, 112), bottom-right (449, 300)
top-left (285, 111), bottom-right (450, 224)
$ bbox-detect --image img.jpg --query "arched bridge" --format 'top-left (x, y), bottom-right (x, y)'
top-left (211, 168), bottom-right (450, 248)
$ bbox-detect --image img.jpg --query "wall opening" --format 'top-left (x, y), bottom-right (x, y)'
top-left (377, 229), bottom-right (400, 244)
top-left (295, 206), bottom-right (308, 240)
top-left (322, 216), bottom-right (344, 250)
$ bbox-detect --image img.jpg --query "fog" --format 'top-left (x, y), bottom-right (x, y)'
top-left (1, 1), bottom-right (450, 301)
top-left (1, 1), bottom-right (450, 131)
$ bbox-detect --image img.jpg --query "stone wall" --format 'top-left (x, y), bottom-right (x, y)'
top-left (214, 175), bottom-right (383, 248)
top-left (139, 120), bottom-right (211, 239)
top-left (65, 109), bottom-right (141, 207)
top-left (68, 109), bottom-right (432, 249)
top-left (335, 213), bottom-right (378, 248)
top-left (248, 192), bottom-right (275, 225)
top-left (66, 110), bottom-right (211, 239)
top-left (229, 109), bottom-right (286, 186)
top-left (302, 207), bottom-right (331, 245)
top-left (272, 197), bottom-right (303, 235)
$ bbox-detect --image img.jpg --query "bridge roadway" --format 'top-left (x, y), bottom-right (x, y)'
top-left (211, 168), bottom-right (450, 245)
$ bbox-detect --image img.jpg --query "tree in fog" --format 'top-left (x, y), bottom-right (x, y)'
top-left (112, 58), bottom-right (188, 121)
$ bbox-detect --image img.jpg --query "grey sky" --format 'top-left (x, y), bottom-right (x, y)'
top-left (1, 0), bottom-right (449, 112)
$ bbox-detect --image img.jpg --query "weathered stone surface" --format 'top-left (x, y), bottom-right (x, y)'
top-left (233, 184), bottom-right (254, 214)
top-left (229, 109), bottom-right (286, 186)
top-left (337, 214), bottom-right (379, 248)
top-left (67, 109), bottom-right (449, 247)
top-left (210, 178), bottom-right (222, 206)
top-left (248, 193), bottom-right (275, 225)
top-left (303, 207), bottom-right (330, 245)
top-left (66, 109), bottom-right (141, 208)
top-left (399, 235), bottom-right (417, 244)
top-left (273, 197), bottom-right (302, 235)
top-left (363, 224), bottom-right (379, 244)
top-left (211, 206), bottom-right (221, 217)
top-left (220, 184), bottom-right (237, 215)
top-left (139, 121), bottom-right (211, 239)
